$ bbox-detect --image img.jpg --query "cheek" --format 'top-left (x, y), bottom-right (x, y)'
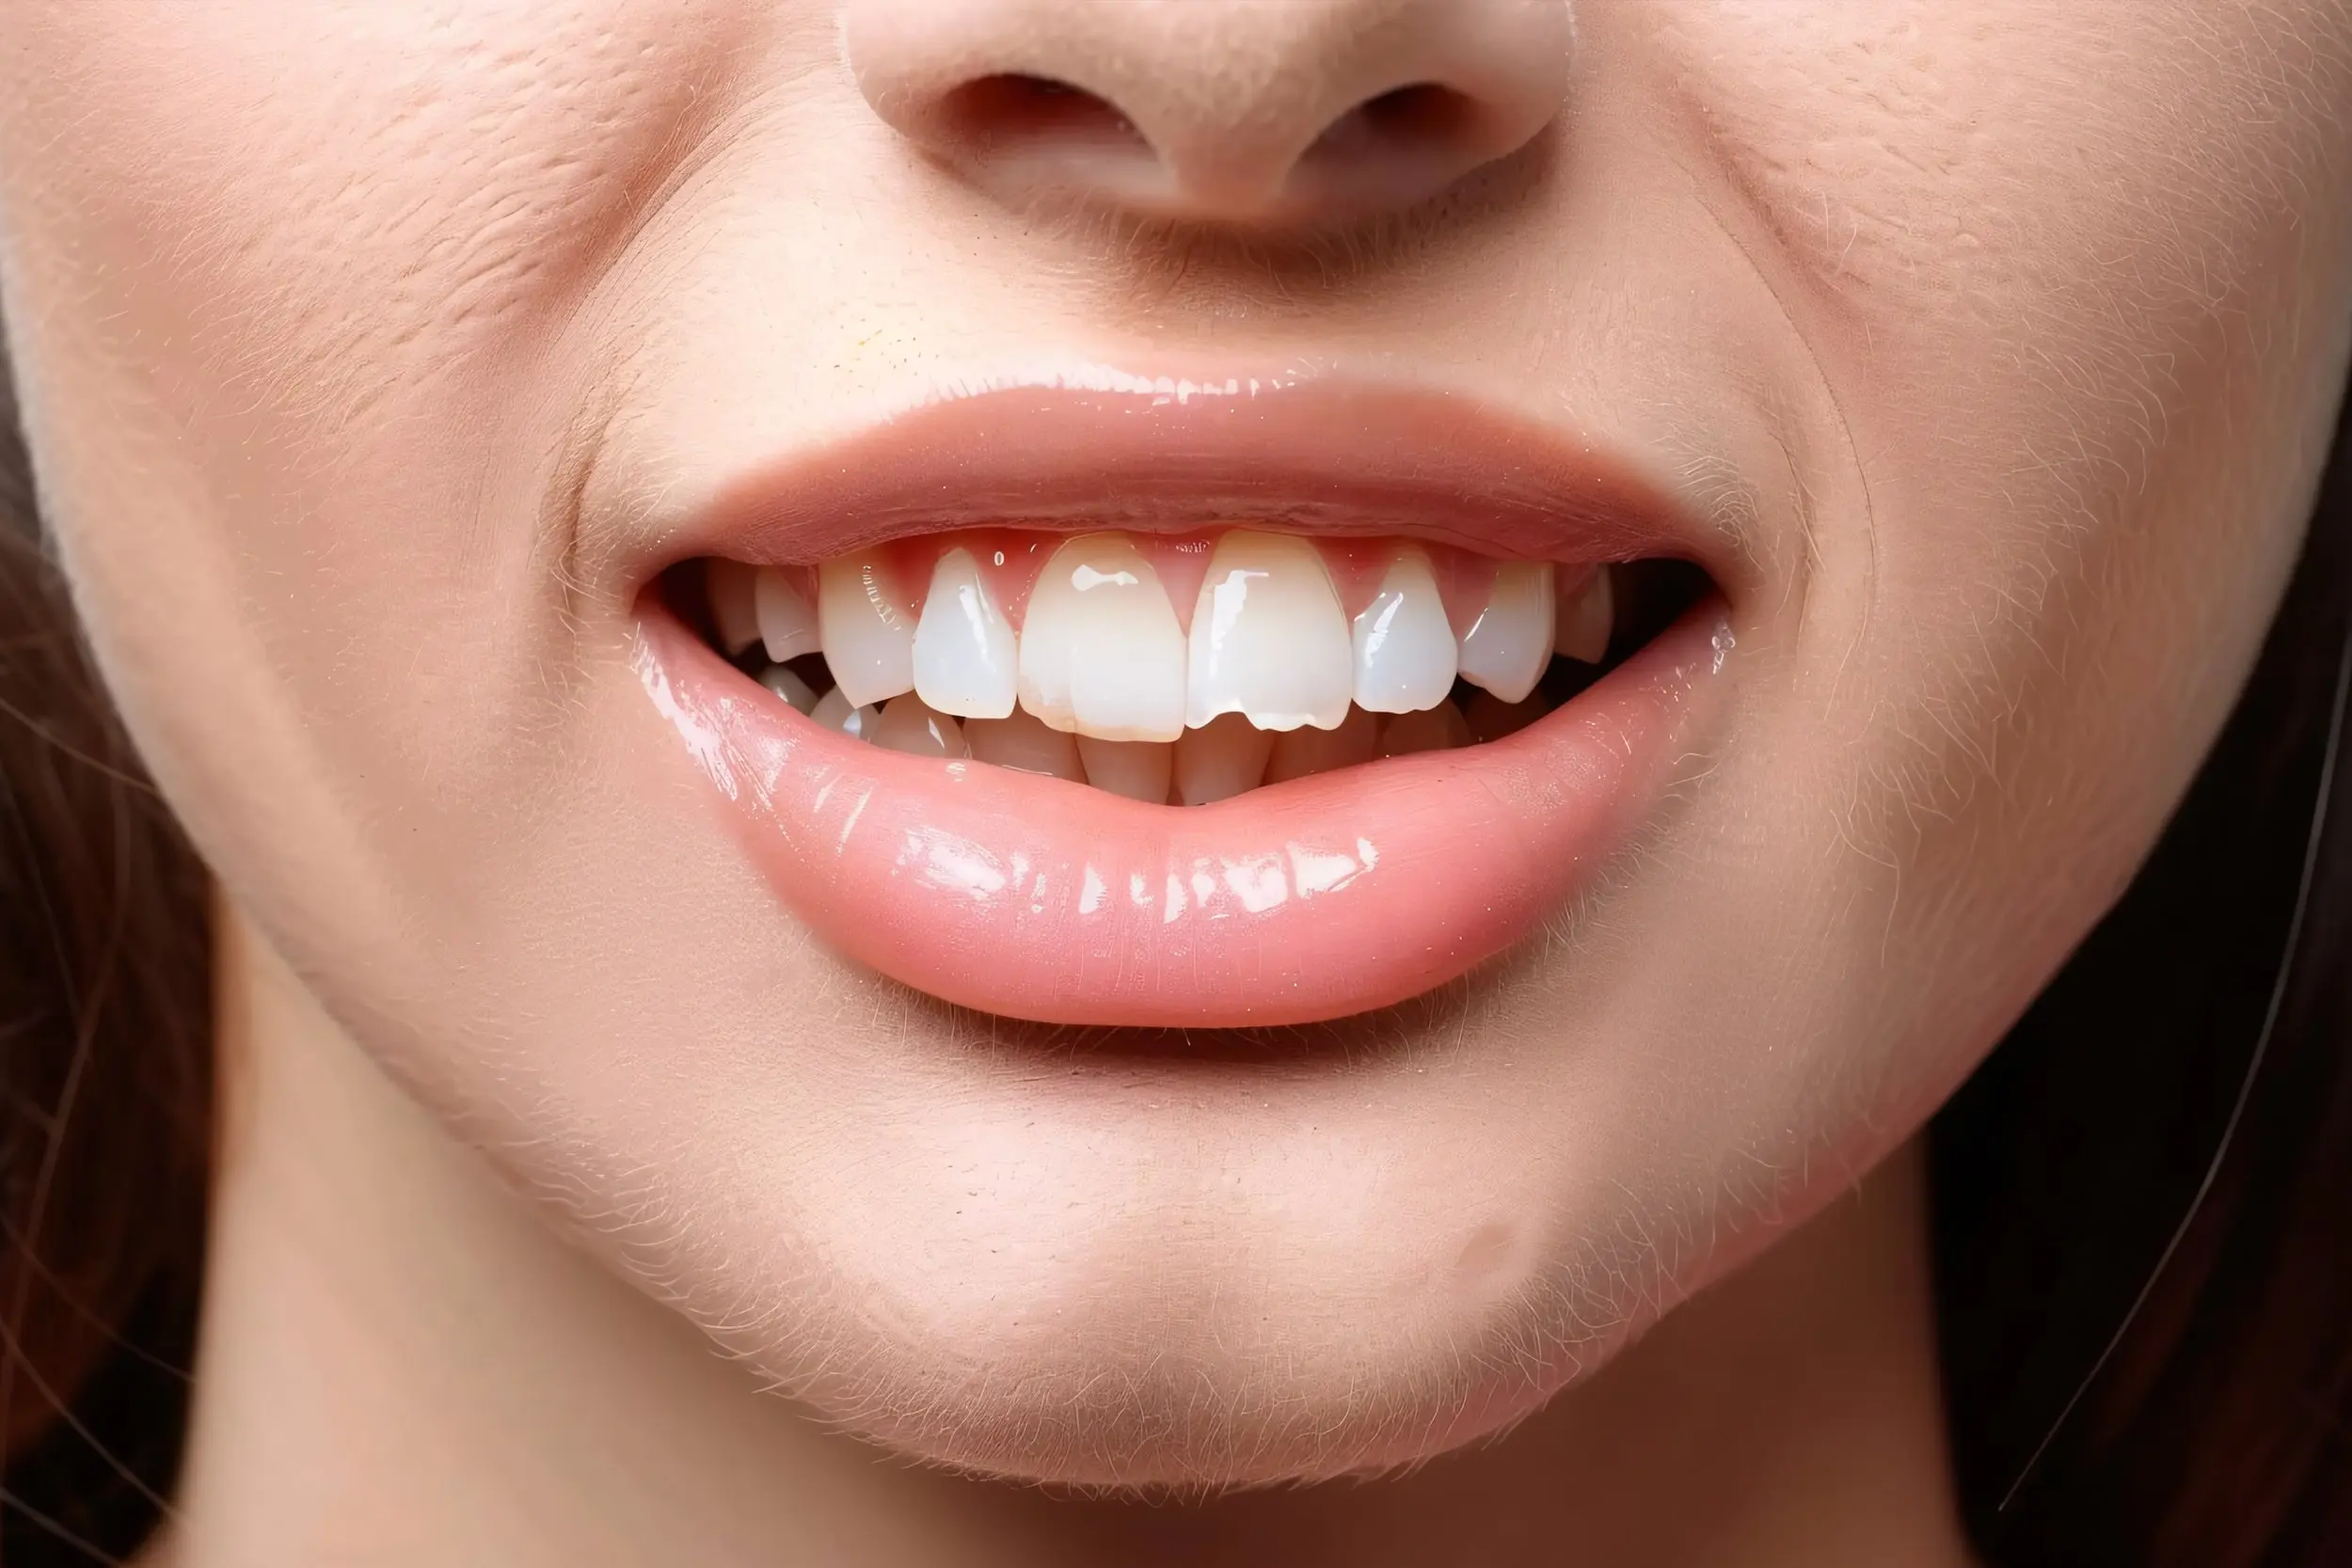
top-left (1587, 0), bottom-right (2352, 1137)
top-left (1675, 7), bottom-right (2338, 815)
top-left (0, 5), bottom-right (787, 912)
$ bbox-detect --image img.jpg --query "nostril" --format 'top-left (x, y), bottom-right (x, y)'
top-left (845, 0), bottom-right (1573, 226)
top-left (937, 73), bottom-right (1148, 160)
top-left (1343, 84), bottom-right (1482, 152)
top-left (1297, 82), bottom-right (1491, 200)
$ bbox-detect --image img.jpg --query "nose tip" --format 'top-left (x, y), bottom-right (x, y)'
top-left (844, 0), bottom-right (1576, 227)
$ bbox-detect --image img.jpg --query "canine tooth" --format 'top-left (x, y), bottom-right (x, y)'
top-left (1457, 562), bottom-right (1555, 704)
top-left (1465, 689), bottom-right (1552, 743)
top-left (755, 568), bottom-right (821, 662)
top-left (913, 547), bottom-right (1018, 719)
top-left (1175, 713), bottom-right (1274, 805)
top-left (1378, 702), bottom-right (1470, 757)
top-left (871, 694), bottom-right (970, 758)
top-left (1554, 565), bottom-right (1613, 664)
top-left (810, 686), bottom-right (879, 741)
top-left (1350, 550), bottom-right (1457, 714)
top-left (966, 708), bottom-right (1086, 780)
top-left (707, 559), bottom-right (762, 657)
top-left (1186, 531), bottom-right (1353, 732)
top-left (1018, 534), bottom-right (1187, 742)
top-left (757, 663), bottom-right (819, 714)
top-left (1264, 705), bottom-right (1378, 784)
top-left (1077, 736), bottom-right (1173, 803)
top-left (818, 554), bottom-right (918, 708)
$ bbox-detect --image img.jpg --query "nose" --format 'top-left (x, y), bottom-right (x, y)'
top-left (843, 0), bottom-right (1576, 227)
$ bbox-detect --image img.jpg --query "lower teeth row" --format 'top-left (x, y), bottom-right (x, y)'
top-left (755, 665), bottom-right (1580, 804)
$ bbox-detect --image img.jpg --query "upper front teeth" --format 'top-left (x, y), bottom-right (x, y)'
top-left (1455, 561), bottom-right (1554, 705)
top-left (723, 533), bottom-right (1617, 747)
top-left (1018, 534), bottom-right (1189, 743)
top-left (818, 554), bottom-right (919, 709)
top-left (913, 546), bottom-right (1019, 720)
top-left (1185, 531), bottom-right (1355, 733)
top-left (1350, 549), bottom-right (1457, 714)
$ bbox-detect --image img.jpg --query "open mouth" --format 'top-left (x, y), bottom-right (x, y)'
top-left (632, 375), bottom-right (1735, 1029)
top-left (679, 537), bottom-right (1705, 801)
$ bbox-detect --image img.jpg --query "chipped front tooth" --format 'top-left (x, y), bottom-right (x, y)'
top-left (871, 693), bottom-right (970, 758)
top-left (965, 707), bottom-right (1085, 780)
top-left (1264, 705), bottom-right (1378, 784)
top-left (1554, 564), bottom-right (1613, 664)
top-left (810, 686), bottom-right (879, 741)
top-left (1018, 533), bottom-right (1187, 743)
top-left (707, 559), bottom-right (763, 657)
top-left (755, 568), bottom-right (821, 663)
top-left (1457, 561), bottom-right (1555, 704)
top-left (1350, 550), bottom-right (1457, 714)
top-left (1465, 689), bottom-right (1552, 743)
top-left (913, 547), bottom-right (1017, 719)
top-left (757, 663), bottom-right (819, 714)
top-left (1186, 531), bottom-right (1354, 732)
top-left (818, 555), bottom-right (918, 708)
top-left (1378, 702), bottom-right (1470, 757)
top-left (1175, 713), bottom-right (1274, 805)
top-left (1076, 736), bottom-right (1173, 803)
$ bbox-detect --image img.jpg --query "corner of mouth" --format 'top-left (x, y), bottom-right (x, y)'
top-left (628, 372), bottom-right (1737, 1029)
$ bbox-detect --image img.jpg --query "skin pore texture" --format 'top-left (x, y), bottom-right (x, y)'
top-left (0, 2), bottom-right (2349, 1563)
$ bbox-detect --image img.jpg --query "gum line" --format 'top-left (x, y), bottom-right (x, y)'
top-left (727, 529), bottom-right (1534, 638)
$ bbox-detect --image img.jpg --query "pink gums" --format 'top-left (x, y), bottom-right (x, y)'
top-left (745, 527), bottom-right (1559, 641)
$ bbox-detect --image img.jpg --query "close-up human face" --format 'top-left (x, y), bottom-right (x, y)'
top-left (1, 0), bottom-right (2346, 1494)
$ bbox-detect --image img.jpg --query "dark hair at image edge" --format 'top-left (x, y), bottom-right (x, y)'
top-left (0, 314), bottom-right (2347, 1562)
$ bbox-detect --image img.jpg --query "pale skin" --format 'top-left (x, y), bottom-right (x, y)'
top-left (178, 902), bottom-right (1963, 1565)
top-left (0, 2), bottom-right (2346, 1563)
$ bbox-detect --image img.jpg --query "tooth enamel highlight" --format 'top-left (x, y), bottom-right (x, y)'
top-left (913, 547), bottom-right (1017, 719)
top-left (1185, 530), bottom-right (1354, 732)
top-left (965, 708), bottom-right (1085, 780)
top-left (1265, 705), bottom-right (1378, 784)
top-left (1175, 712), bottom-right (1274, 805)
top-left (810, 686), bottom-right (879, 741)
top-left (871, 693), bottom-right (970, 758)
top-left (1018, 534), bottom-right (1187, 743)
top-left (1555, 564), bottom-right (1613, 664)
top-left (1350, 550), bottom-right (1457, 714)
top-left (1378, 702), bottom-right (1470, 757)
top-left (818, 555), bottom-right (918, 708)
top-left (1456, 561), bottom-right (1555, 704)
top-left (707, 559), bottom-right (762, 657)
top-left (757, 663), bottom-right (819, 715)
top-left (1076, 736), bottom-right (1173, 803)
top-left (755, 568), bottom-right (821, 663)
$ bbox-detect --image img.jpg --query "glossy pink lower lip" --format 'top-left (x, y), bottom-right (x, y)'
top-left (638, 607), bottom-right (1729, 1028)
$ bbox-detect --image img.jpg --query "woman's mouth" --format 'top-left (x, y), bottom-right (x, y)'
top-left (632, 375), bottom-right (1737, 1028)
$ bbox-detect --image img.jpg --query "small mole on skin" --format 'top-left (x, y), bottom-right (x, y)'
top-left (1455, 1221), bottom-right (1515, 1281)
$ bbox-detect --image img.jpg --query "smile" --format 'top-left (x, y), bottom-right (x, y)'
top-left (635, 373), bottom-right (1738, 1027)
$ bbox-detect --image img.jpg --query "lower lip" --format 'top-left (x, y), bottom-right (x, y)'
top-left (637, 607), bottom-right (1729, 1028)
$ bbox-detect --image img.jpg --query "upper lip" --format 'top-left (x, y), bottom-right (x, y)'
top-left (647, 366), bottom-right (1744, 583)
top-left (628, 363), bottom-right (1744, 1028)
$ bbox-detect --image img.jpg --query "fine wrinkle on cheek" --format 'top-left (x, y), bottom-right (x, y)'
top-left (1641, 139), bottom-right (1870, 668)
top-left (1645, 3), bottom-right (2350, 351)
top-left (50, 11), bottom-right (778, 444)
